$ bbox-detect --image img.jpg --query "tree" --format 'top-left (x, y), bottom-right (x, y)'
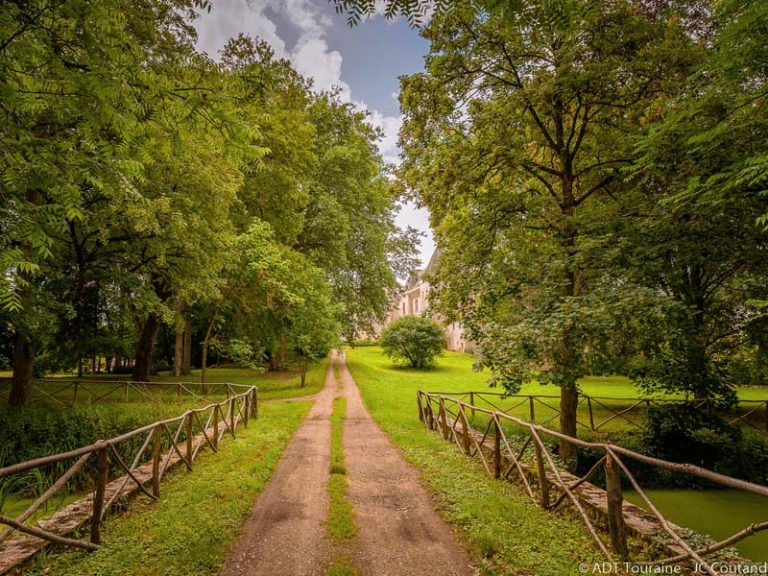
top-left (0, 0), bottom-right (209, 403)
top-left (381, 316), bottom-right (444, 369)
top-left (398, 1), bottom-right (695, 467)
top-left (620, 0), bottom-right (768, 405)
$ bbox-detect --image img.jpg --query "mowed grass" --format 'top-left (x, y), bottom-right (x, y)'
top-left (345, 347), bottom-right (767, 435)
top-left (346, 347), bottom-right (604, 576)
top-left (22, 401), bottom-right (312, 576)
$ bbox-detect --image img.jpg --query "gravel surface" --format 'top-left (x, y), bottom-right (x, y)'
top-left (222, 352), bottom-right (475, 575)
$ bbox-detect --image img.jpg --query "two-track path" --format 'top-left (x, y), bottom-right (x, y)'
top-left (222, 351), bottom-right (474, 576)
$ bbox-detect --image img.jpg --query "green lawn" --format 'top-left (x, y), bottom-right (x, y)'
top-left (343, 348), bottom-right (767, 435)
top-left (22, 401), bottom-right (312, 576)
top-left (345, 347), bottom-right (604, 576)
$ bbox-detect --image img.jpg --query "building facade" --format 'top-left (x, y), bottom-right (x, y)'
top-left (378, 251), bottom-right (474, 353)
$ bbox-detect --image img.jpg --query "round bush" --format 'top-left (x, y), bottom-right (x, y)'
top-left (380, 316), bottom-right (444, 369)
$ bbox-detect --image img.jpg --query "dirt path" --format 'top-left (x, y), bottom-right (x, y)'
top-left (222, 352), bottom-right (474, 575)
top-left (221, 364), bottom-right (334, 576)
top-left (339, 352), bottom-right (475, 576)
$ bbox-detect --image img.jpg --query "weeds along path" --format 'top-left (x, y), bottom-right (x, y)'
top-left (221, 363), bottom-right (335, 576)
top-left (338, 352), bottom-right (475, 576)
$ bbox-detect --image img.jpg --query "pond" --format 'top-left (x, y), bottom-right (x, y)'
top-left (624, 489), bottom-right (768, 562)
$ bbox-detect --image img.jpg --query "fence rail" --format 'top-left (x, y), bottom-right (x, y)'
top-left (417, 390), bottom-right (768, 574)
top-left (0, 381), bottom-right (258, 574)
top-left (0, 378), bottom-right (246, 406)
top-left (426, 390), bottom-right (768, 434)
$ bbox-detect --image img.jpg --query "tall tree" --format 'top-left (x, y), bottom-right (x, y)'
top-left (399, 1), bottom-right (694, 467)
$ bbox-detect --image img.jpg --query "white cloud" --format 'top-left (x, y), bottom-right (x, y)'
top-left (291, 35), bottom-right (352, 100)
top-left (195, 0), bottom-right (286, 60)
top-left (367, 110), bottom-right (402, 166)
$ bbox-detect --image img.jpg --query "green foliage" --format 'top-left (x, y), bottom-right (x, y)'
top-left (1, 11), bottom-right (412, 402)
top-left (0, 402), bottom-right (181, 499)
top-left (380, 316), bottom-right (444, 369)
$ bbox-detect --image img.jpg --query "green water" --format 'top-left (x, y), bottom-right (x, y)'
top-left (624, 489), bottom-right (768, 562)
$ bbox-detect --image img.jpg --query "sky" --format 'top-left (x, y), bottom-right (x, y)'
top-left (193, 0), bottom-right (435, 266)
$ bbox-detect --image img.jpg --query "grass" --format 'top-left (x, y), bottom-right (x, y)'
top-left (343, 348), bottom-right (767, 435)
top-left (22, 401), bottom-right (312, 576)
top-left (346, 347), bottom-right (604, 576)
top-left (327, 396), bottom-right (356, 542)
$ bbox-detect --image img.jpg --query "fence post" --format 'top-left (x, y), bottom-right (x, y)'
top-left (243, 395), bottom-right (249, 428)
top-left (186, 413), bottom-right (194, 466)
top-left (605, 452), bottom-right (628, 558)
top-left (417, 392), bottom-right (424, 422)
top-left (529, 396), bottom-right (535, 423)
top-left (73, 380), bottom-right (80, 403)
top-left (90, 445), bottom-right (109, 545)
top-left (459, 405), bottom-right (471, 455)
top-left (152, 425), bottom-right (162, 498)
top-left (252, 389), bottom-right (258, 419)
top-left (469, 391), bottom-right (475, 419)
top-left (587, 396), bottom-right (595, 431)
top-left (439, 398), bottom-right (450, 440)
top-left (765, 401), bottom-right (768, 433)
top-left (230, 398), bottom-right (236, 437)
top-left (533, 433), bottom-right (549, 508)
top-left (494, 420), bottom-right (501, 479)
top-left (426, 398), bottom-right (435, 430)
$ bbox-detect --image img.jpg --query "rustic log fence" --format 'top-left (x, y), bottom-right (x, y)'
top-left (417, 390), bottom-right (768, 574)
top-left (0, 382), bottom-right (258, 574)
top-left (423, 390), bottom-right (768, 434)
top-left (0, 378), bottom-right (245, 406)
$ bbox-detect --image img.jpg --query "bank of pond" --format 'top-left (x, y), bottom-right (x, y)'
top-left (624, 489), bottom-right (768, 562)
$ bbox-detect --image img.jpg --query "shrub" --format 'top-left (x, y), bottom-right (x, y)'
top-left (380, 316), bottom-right (444, 369)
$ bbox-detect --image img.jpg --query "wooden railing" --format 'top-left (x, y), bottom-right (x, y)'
top-left (0, 382), bottom-right (258, 574)
top-left (417, 390), bottom-right (768, 575)
top-left (0, 378), bottom-right (247, 405)
top-left (423, 390), bottom-right (768, 434)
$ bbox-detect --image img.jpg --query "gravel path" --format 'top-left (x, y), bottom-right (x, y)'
top-left (221, 364), bottom-right (334, 576)
top-left (338, 352), bottom-right (475, 576)
top-left (222, 352), bottom-right (474, 575)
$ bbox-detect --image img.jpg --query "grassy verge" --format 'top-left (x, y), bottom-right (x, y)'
top-left (327, 396), bottom-right (356, 540)
top-left (346, 347), bottom-right (603, 576)
top-left (22, 401), bottom-right (312, 576)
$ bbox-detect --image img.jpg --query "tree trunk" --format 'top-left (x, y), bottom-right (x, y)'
top-left (182, 318), bottom-right (192, 375)
top-left (300, 360), bottom-right (308, 387)
top-left (9, 331), bottom-right (33, 407)
top-left (200, 307), bottom-right (218, 395)
top-left (269, 329), bottom-right (287, 371)
top-left (173, 325), bottom-right (184, 377)
top-left (559, 384), bottom-right (579, 472)
top-left (132, 313), bottom-right (161, 383)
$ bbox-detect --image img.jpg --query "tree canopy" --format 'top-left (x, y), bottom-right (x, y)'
top-left (0, 2), bottom-right (416, 405)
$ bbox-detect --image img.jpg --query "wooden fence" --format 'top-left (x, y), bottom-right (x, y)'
top-left (423, 390), bottom-right (768, 434)
top-left (0, 378), bottom-right (246, 405)
top-left (0, 382), bottom-right (258, 574)
top-left (417, 390), bottom-right (768, 575)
